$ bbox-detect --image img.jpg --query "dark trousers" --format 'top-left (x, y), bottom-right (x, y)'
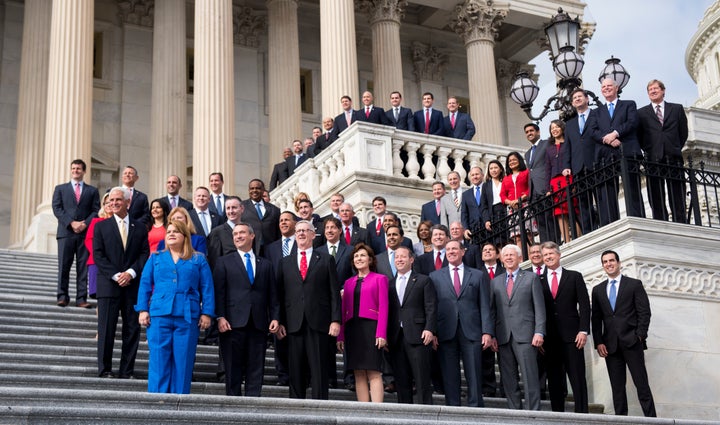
top-left (387, 331), bottom-right (433, 404)
top-left (438, 325), bottom-right (484, 407)
top-left (482, 349), bottom-right (497, 396)
top-left (274, 333), bottom-right (289, 385)
top-left (605, 344), bottom-right (656, 417)
top-left (57, 234), bottom-right (89, 303)
top-left (288, 320), bottom-right (330, 400)
top-left (647, 156), bottom-right (687, 223)
top-left (220, 317), bottom-right (267, 396)
top-left (543, 338), bottom-right (588, 413)
top-left (97, 295), bottom-right (139, 377)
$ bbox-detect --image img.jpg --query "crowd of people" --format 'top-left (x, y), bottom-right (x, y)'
top-left (47, 76), bottom-right (688, 417)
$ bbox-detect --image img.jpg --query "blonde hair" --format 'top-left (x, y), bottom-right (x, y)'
top-left (98, 193), bottom-right (111, 219)
top-left (165, 220), bottom-right (194, 260)
top-left (293, 192), bottom-right (311, 212)
top-left (168, 207), bottom-right (197, 234)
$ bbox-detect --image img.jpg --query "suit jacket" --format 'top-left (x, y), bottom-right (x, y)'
top-left (430, 265), bottom-right (493, 342)
top-left (165, 195), bottom-right (193, 211)
top-left (444, 112), bottom-right (475, 140)
top-left (264, 236), bottom-right (295, 272)
top-left (491, 269), bottom-right (546, 345)
top-left (241, 200), bottom-right (281, 255)
top-left (440, 190), bottom-right (462, 227)
top-left (564, 109), bottom-right (598, 174)
top-left (525, 139), bottom-right (549, 198)
top-left (590, 99), bottom-right (642, 160)
top-left (375, 250), bottom-right (395, 280)
top-left (413, 108), bottom-right (444, 136)
top-left (385, 106), bottom-right (414, 131)
top-left (636, 101), bottom-right (688, 162)
top-left (286, 154), bottom-right (308, 176)
top-left (213, 252), bottom-right (279, 332)
top-left (387, 271), bottom-right (437, 346)
top-left (335, 110), bottom-right (357, 135)
top-left (127, 189), bottom-right (150, 227)
top-left (339, 272), bottom-right (389, 341)
top-left (356, 106), bottom-right (391, 125)
top-left (93, 216), bottom-right (150, 299)
top-left (269, 161), bottom-right (289, 190)
top-left (540, 268), bottom-right (590, 343)
top-left (341, 224), bottom-right (369, 247)
top-left (277, 249), bottom-right (341, 334)
top-left (313, 130), bottom-right (338, 155)
top-left (52, 181), bottom-right (100, 238)
top-left (369, 233), bottom-right (413, 256)
top-left (420, 200), bottom-right (441, 225)
top-left (206, 222), bottom-right (236, 269)
top-left (413, 250), bottom-right (447, 276)
top-left (188, 208), bottom-right (221, 238)
top-left (208, 193), bottom-right (229, 217)
top-left (316, 242), bottom-right (353, 287)
top-left (591, 275), bottom-right (651, 354)
top-left (460, 184), bottom-right (488, 233)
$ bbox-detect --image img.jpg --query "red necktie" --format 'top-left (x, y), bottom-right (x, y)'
top-left (551, 271), bottom-right (559, 299)
top-left (300, 251), bottom-right (308, 280)
top-left (325, 133), bottom-right (329, 140)
top-left (424, 109), bottom-right (430, 134)
top-left (74, 183), bottom-right (81, 203)
top-left (450, 113), bottom-right (456, 129)
top-left (344, 226), bottom-right (351, 245)
top-left (375, 217), bottom-right (382, 235)
top-left (435, 200), bottom-right (440, 215)
top-left (536, 266), bottom-right (542, 276)
top-left (365, 106), bottom-right (370, 118)
top-left (453, 267), bottom-right (461, 297)
top-left (488, 266), bottom-right (494, 280)
top-left (435, 252), bottom-right (442, 270)
top-left (506, 273), bottom-right (514, 297)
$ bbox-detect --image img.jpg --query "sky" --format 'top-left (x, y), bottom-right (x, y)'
top-left (526, 0), bottom-right (714, 125)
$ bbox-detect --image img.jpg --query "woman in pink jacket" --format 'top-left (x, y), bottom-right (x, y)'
top-left (338, 243), bottom-right (389, 403)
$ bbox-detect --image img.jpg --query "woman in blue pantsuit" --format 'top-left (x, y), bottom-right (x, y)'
top-left (136, 220), bottom-right (215, 394)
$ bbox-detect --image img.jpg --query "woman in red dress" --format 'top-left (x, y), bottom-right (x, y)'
top-left (500, 151), bottom-right (533, 247)
top-left (544, 119), bottom-right (580, 243)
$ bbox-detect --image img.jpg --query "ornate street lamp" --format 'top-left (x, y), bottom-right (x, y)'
top-left (598, 56), bottom-right (630, 92)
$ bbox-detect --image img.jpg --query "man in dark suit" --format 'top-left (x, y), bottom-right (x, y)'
top-left (188, 186), bottom-right (221, 238)
top-left (539, 241), bottom-right (590, 413)
top-left (269, 147), bottom-right (291, 190)
top-left (430, 240), bottom-right (493, 407)
top-left (413, 92), bottom-right (444, 136)
top-left (286, 140), bottom-right (307, 177)
top-left (356, 91), bottom-right (390, 125)
top-left (375, 225), bottom-right (403, 280)
top-left (366, 196), bottom-right (388, 249)
top-left (387, 246), bottom-right (436, 404)
top-left (334, 95), bottom-right (357, 135)
top-left (589, 78), bottom-right (644, 224)
top-left (592, 250), bottom-right (656, 417)
top-left (276, 220), bottom-right (341, 400)
top-left (214, 223), bottom-right (280, 396)
top-left (524, 123), bottom-right (556, 242)
top-left (164, 175), bottom-right (193, 211)
top-left (444, 97), bottom-right (475, 140)
top-left (420, 181), bottom-right (445, 225)
top-left (208, 172), bottom-right (229, 218)
top-left (313, 117), bottom-right (338, 155)
top-left (637, 79), bottom-right (688, 223)
top-left (93, 187), bottom-right (149, 378)
top-left (413, 224), bottom-right (448, 276)
top-left (490, 244), bottom-right (546, 410)
top-left (207, 196), bottom-right (244, 269)
top-left (564, 89), bottom-right (599, 234)
top-left (295, 199), bottom-right (324, 246)
top-left (120, 165), bottom-right (150, 227)
top-left (461, 166), bottom-right (488, 240)
top-left (52, 159), bottom-right (100, 307)
top-left (338, 202), bottom-right (368, 247)
top-left (241, 179), bottom-right (281, 256)
top-left (369, 212), bottom-right (413, 255)
top-left (316, 216), bottom-right (352, 286)
top-left (385, 91), bottom-right (414, 131)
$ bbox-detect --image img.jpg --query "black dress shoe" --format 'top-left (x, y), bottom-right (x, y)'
top-left (99, 371), bottom-right (116, 378)
top-left (57, 299), bottom-right (69, 307)
top-left (118, 374), bottom-right (136, 379)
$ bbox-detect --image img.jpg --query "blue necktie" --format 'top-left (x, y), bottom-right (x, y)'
top-left (608, 102), bottom-right (614, 119)
top-left (216, 196), bottom-right (223, 216)
top-left (390, 251), bottom-right (397, 277)
top-left (245, 253), bottom-right (254, 285)
top-left (609, 279), bottom-right (617, 311)
top-left (475, 186), bottom-right (481, 206)
top-left (282, 238), bottom-right (290, 257)
top-left (529, 145), bottom-right (536, 166)
top-left (255, 202), bottom-right (263, 219)
top-left (579, 113), bottom-right (585, 133)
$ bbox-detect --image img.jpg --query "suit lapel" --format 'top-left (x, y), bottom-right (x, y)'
top-left (458, 268), bottom-right (471, 298)
top-left (402, 273), bottom-right (418, 305)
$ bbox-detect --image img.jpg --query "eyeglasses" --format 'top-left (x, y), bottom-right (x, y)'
top-left (295, 229), bottom-right (315, 234)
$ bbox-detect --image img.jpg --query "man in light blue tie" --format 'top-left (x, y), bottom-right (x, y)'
top-left (591, 250), bottom-right (656, 417)
top-left (461, 166), bottom-right (488, 241)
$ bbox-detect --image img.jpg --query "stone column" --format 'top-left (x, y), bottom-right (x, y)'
top-left (451, 0), bottom-right (507, 144)
top-left (357, 0), bottom-right (407, 109)
top-left (149, 0), bottom-right (186, 198)
top-left (9, 0), bottom-right (52, 248)
top-left (320, 0), bottom-right (358, 118)
top-left (193, 0), bottom-right (235, 193)
top-left (267, 0), bottom-right (302, 168)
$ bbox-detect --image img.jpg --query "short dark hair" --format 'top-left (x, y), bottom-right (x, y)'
top-left (351, 243), bottom-right (377, 272)
top-left (298, 198), bottom-right (314, 208)
top-left (341, 95), bottom-right (352, 102)
top-left (570, 88), bottom-right (587, 98)
top-left (372, 196), bottom-right (386, 205)
top-left (210, 172), bottom-right (224, 182)
top-left (390, 91), bottom-right (402, 98)
top-left (601, 250), bottom-right (620, 262)
top-left (395, 245), bottom-right (414, 258)
top-left (225, 195), bottom-right (242, 204)
top-left (323, 216), bottom-right (341, 230)
top-left (248, 178), bottom-right (265, 190)
top-left (524, 123), bottom-right (540, 132)
top-left (505, 151), bottom-right (527, 173)
top-left (71, 159), bottom-right (87, 171)
top-left (482, 242), bottom-right (499, 254)
top-left (422, 92), bottom-right (434, 100)
top-left (430, 224), bottom-right (449, 238)
top-left (386, 224), bottom-right (404, 237)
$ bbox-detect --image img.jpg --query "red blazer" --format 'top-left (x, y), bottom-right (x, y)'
top-left (500, 170), bottom-right (530, 203)
top-left (339, 271), bottom-right (389, 341)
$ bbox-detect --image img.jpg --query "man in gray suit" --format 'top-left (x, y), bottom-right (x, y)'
top-left (524, 123), bottom-right (556, 242)
top-left (490, 244), bottom-right (546, 410)
top-left (430, 239), bottom-right (493, 407)
top-left (440, 171), bottom-right (462, 228)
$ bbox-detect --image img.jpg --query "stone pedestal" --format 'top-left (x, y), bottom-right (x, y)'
top-left (319, 0), bottom-right (358, 118)
top-left (193, 0), bottom-right (235, 193)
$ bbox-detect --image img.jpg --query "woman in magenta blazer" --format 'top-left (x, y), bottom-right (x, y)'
top-left (338, 243), bottom-right (389, 403)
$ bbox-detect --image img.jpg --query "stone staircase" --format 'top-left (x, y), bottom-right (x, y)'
top-left (0, 248), bottom-right (702, 425)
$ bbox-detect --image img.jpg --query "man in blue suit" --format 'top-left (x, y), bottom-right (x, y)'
top-left (214, 223), bottom-right (280, 396)
top-left (334, 95), bottom-right (357, 135)
top-left (356, 91), bottom-right (391, 125)
top-left (444, 97), bottom-right (475, 140)
top-left (588, 78), bottom-right (644, 224)
top-left (429, 239), bottom-right (493, 407)
top-left (52, 159), bottom-right (100, 307)
top-left (413, 92), bottom-right (444, 136)
top-left (461, 166), bottom-right (488, 240)
top-left (385, 91), bottom-right (414, 131)
top-left (420, 181), bottom-right (445, 225)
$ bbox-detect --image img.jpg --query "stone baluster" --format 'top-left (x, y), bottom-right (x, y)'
top-left (420, 144), bottom-right (437, 182)
top-left (451, 149), bottom-right (467, 182)
top-left (404, 142), bottom-right (421, 179)
top-left (435, 147), bottom-right (452, 181)
top-left (392, 140), bottom-right (404, 177)
top-left (466, 151), bottom-right (483, 169)
top-left (333, 150), bottom-right (346, 181)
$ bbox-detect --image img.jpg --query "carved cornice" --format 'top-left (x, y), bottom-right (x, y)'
top-left (232, 6), bottom-right (266, 48)
top-left (356, 0), bottom-right (409, 25)
top-left (411, 42), bottom-right (449, 82)
top-left (450, 0), bottom-right (507, 45)
top-left (117, 0), bottom-right (154, 27)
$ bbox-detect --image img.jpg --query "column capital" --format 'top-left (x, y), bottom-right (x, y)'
top-left (411, 41), bottom-right (449, 82)
top-left (450, 0), bottom-right (507, 45)
top-left (356, 0), bottom-right (408, 25)
top-left (118, 0), bottom-right (154, 27)
top-left (232, 5), bottom-right (267, 48)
